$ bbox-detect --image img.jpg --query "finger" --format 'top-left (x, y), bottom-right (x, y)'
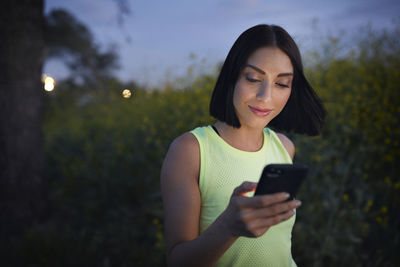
top-left (233, 182), bottom-right (258, 197)
top-left (243, 200), bottom-right (301, 220)
top-left (248, 210), bottom-right (296, 234)
top-left (239, 192), bottom-right (290, 208)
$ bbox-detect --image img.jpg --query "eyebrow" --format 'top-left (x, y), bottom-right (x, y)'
top-left (277, 72), bottom-right (293, 77)
top-left (246, 64), bottom-right (265, 74)
top-left (245, 64), bottom-right (293, 77)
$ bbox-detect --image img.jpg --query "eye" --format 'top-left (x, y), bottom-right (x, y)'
top-left (276, 82), bottom-right (289, 88)
top-left (245, 74), bottom-right (261, 83)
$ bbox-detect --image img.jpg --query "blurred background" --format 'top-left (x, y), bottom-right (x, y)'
top-left (1, 0), bottom-right (399, 266)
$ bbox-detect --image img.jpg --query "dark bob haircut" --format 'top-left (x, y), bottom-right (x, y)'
top-left (209, 24), bottom-right (326, 136)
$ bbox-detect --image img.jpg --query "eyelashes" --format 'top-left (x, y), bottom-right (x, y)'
top-left (245, 76), bottom-right (290, 88)
top-left (246, 76), bottom-right (261, 83)
top-left (276, 82), bottom-right (289, 88)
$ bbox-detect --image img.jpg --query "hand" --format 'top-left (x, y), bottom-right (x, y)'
top-left (217, 181), bottom-right (301, 238)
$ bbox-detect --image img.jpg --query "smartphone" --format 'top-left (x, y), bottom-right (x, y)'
top-left (254, 163), bottom-right (308, 200)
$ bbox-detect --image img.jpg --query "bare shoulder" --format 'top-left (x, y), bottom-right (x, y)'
top-left (161, 131), bottom-right (200, 189)
top-left (160, 132), bottom-right (202, 255)
top-left (169, 132), bottom-right (199, 154)
top-left (276, 133), bottom-right (295, 159)
top-left (163, 132), bottom-right (199, 171)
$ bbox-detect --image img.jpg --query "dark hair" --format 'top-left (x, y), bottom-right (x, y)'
top-left (209, 24), bottom-right (326, 136)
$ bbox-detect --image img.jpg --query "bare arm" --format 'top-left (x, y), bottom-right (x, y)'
top-left (161, 133), bottom-right (301, 266)
top-left (161, 133), bottom-right (235, 266)
top-left (277, 133), bottom-right (295, 159)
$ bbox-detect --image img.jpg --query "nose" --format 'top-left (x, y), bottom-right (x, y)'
top-left (256, 81), bottom-right (272, 101)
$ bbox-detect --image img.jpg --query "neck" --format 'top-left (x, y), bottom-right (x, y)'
top-left (214, 121), bottom-right (264, 152)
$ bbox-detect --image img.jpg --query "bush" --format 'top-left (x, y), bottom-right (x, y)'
top-left (14, 24), bottom-right (399, 267)
top-left (292, 25), bottom-right (400, 267)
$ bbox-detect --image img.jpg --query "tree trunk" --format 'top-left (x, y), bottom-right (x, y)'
top-left (0, 0), bottom-right (47, 241)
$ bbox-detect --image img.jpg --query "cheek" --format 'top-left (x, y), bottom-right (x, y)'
top-left (279, 89), bottom-right (292, 105)
top-left (232, 84), bottom-right (244, 109)
top-left (274, 89), bottom-right (292, 113)
top-left (283, 90), bottom-right (291, 104)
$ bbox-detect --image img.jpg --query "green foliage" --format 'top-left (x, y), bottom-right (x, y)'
top-left (24, 74), bottom-right (215, 266)
top-left (15, 24), bottom-right (399, 266)
top-left (292, 25), bottom-right (400, 267)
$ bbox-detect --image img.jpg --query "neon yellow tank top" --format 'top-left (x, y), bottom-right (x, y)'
top-left (190, 125), bottom-right (297, 267)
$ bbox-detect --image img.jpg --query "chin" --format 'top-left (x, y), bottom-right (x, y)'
top-left (243, 119), bottom-right (272, 130)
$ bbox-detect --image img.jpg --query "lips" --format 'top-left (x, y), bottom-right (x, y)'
top-left (249, 105), bottom-right (273, 117)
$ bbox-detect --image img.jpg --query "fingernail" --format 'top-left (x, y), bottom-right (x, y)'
top-left (283, 193), bottom-right (290, 199)
top-left (294, 200), bottom-right (302, 207)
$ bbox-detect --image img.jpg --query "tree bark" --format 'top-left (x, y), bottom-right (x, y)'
top-left (0, 0), bottom-right (47, 241)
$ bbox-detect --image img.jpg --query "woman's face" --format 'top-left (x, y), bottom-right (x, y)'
top-left (233, 47), bottom-right (293, 130)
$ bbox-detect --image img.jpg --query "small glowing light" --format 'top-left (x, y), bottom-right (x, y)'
top-left (122, 89), bottom-right (132, 98)
top-left (42, 74), bottom-right (55, 92)
top-left (44, 76), bottom-right (54, 84)
top-left (44, 82), bottom-right (55, 91)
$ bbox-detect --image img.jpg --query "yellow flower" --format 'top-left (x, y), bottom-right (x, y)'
top-left (156, 231), bottom-right (163, 240)
top-left (384, 155), bottom-right (393, 162)
top-left (364, 200), bottom-right (373, 212)
top-left (343, 194), bottom-right (349, 202)
top-left (376, 217), bottom-right (383, 223)
top-left (380, 206), bottom-right (388, 213)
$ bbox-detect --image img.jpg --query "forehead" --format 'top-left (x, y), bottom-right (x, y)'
top-left (245, 47), bottom-right (293, 74)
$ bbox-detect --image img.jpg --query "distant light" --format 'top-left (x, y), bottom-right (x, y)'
top-left (42, 74), bottom-right (55, 92)
top-left (44, 81), bottom-right (54, 91)
top-left (122, 89), bottom-right (132, 98)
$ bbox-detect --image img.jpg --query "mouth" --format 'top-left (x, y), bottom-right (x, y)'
top-left (249, 105), bottom-right (273, 117)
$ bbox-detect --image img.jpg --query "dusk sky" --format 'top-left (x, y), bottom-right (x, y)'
top-left (44, 0), bottom-right (400, 87)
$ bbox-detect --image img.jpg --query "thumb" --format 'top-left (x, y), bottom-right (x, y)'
top-left (233, 181), bottom-right (258, 197)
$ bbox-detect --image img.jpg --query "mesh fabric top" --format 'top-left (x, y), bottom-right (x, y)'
top-left (191, 126), bottom-right (297, 267)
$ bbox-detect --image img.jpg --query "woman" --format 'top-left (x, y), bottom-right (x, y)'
top-left (160, 24), bottom-right (325, 266)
